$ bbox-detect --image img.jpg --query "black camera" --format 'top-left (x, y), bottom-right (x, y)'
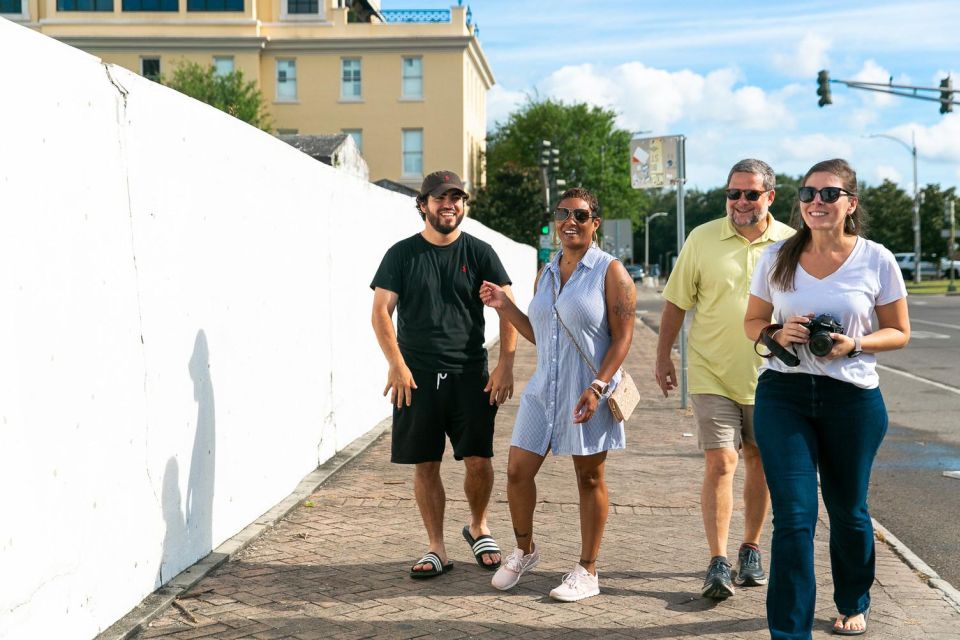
top-left (806, 314), bottom-right (844, 357)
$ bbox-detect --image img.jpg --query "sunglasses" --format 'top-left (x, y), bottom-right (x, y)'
top-left (725, 189), bottom-right (771, 202)
top-left (797, 186), bottom-right (857, 203)
top-left (554, 207), bottom-right (596, 223)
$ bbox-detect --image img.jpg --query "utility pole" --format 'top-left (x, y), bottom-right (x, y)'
top-left (948, 199), bottom-right (956, 294)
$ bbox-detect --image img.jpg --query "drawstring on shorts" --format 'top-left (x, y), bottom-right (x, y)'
top-left (436, 372), bottom-right (448, 390)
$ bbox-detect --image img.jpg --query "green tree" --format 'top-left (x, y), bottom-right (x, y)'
top-left (469, 163), bottom-right (544, 247)
top-left (919, 184), bottom-right (956, 260)
top-left (475, 98), bottom-right (652, 247)
top-left (164, 61), bottom-right (272, 131)
top-left (858, 180), bottom-right (913, 252)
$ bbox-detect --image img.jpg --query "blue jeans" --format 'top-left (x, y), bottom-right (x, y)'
top-left (754, 370), bottom-right (888, 640)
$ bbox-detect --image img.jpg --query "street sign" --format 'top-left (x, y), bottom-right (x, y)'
top-left (601, 219), bottom-right (633, 261)
top-left (630, 136), bottom-right (682, 189)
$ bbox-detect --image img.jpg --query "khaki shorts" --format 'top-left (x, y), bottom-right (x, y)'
top-left (690, 394), bottom-right (755, 451)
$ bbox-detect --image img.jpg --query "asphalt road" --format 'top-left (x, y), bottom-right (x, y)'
top-left (870, 294), bottom-right (960, 590)
top-left (635, 286), bottom-right (960, 591)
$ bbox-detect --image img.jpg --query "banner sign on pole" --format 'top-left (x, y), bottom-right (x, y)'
top-left (630, 136), bottom-right (681, 189)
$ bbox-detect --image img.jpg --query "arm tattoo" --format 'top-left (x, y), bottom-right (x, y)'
top-left (612, 278), bottom-right (635, 320)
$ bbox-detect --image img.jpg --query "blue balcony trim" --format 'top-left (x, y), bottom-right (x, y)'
top-left (380, 9), bottom-right (450, 23)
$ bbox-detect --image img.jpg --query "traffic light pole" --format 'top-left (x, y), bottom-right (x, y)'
top-left (817, 71), bottom-right (958, 112)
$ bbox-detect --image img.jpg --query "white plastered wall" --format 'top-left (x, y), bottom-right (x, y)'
top-left (0, 18), bottom-right (534, 640)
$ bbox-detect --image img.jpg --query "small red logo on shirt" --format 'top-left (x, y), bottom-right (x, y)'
top-left (461, 265), bottom-right (467, 273)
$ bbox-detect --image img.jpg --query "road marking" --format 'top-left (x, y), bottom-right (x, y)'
top-left (877, 364), bottom-right (960, 396)
top-left (909, 330), bottom-right (951, 339)
top-left (944, 471), bottom-right (960, 480)
top-left (913, 318), bottom-right (960, 331)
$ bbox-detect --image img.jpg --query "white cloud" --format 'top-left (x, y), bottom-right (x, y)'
top-left (536, 62), bottom-right (793, 133)
top-left (772, 33), bottom-right (831, 78)
top-left (777, 134), bottom-right (854, 161)
top-left (889, 115), bottom-right (960, 164)
top-left (874, 164), bottom-right (903, 184)
top-left (485, 84), bottom-right (526, 130)
top-left (851, 59), bottom-right (896, 108)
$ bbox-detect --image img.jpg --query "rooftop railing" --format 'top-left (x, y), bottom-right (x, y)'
top-left (381, 9), bottom-right (450, 22)
top-left (380, 6), bottom-right (478, 38)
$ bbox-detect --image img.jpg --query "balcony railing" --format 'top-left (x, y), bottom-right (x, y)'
top-left (380, 6), bottom-right (479, 38)
top-left (381, 9), bottom-right (450, 23)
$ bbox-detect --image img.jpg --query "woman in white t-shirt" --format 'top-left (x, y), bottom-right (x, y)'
top-left (743, 159), bottom-right (910, 639)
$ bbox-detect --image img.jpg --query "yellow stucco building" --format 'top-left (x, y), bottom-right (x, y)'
top-left (10, 0), bottom-right (493, 190)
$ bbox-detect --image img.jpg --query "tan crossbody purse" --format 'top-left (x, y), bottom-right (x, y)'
top-left (551, 274), bottom-right (640, 423)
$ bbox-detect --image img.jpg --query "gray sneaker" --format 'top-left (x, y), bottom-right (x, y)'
top-left (701, 556), bottom-right (735, 600)
top-left (491, 545), bottom-right (540, 591)
top-left (734, 544), bottom-right (768, 587)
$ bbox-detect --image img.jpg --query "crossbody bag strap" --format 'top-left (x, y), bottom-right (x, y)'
top-left (551, 270), bottom-right (600, 377)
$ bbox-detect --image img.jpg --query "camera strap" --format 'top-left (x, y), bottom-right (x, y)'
top-left (754, 323), bottom-right (800, 367)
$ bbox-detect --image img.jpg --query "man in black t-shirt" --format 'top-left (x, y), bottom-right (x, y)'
top-left (371, 170), bottom-right (517, 580)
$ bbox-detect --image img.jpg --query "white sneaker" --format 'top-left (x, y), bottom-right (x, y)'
top-left (549, 564), bottom-right (600, 602)
top-left (491, 545), bottom-right (540, 591)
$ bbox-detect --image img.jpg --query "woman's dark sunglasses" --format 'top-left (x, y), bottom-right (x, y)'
top-left (797, 186), bottom-right (857, 203)
top-left (554, 207), bottom-right (596, 223)
top-left (725, 189), bottom-right (771, 201)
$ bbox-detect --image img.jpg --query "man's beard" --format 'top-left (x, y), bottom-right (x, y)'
top-left (729, 208), bottom-right (762, 228)
top-left (427, 210), bottom-right (464, 235)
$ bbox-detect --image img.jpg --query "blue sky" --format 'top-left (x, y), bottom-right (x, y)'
top-left (396, 0), bottom-right (960, 190)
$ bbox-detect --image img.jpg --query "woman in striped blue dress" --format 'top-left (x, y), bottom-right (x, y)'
top-left (479, 187), bottom-right (636, 602)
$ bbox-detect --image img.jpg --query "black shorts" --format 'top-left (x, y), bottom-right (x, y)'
top-left (391, 369), bottom-right (498, 464)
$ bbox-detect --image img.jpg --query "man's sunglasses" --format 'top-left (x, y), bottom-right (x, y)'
top-left (797, 186), bottom-right (857, 203)
top-left (554, 207), bottom-right (597, 223)
top-left (725, 189), bottom-right (771, 202)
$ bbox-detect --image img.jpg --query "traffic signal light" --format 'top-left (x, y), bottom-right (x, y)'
top-left (817, 69), bottom-right (832, 107)
top-left (540, 216), bottom-right (551, 236)
top-left (940, 76), bottom-right (953, 114)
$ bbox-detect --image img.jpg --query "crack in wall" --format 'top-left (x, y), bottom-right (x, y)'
top-left (102, 63), bottom-right (159, 511)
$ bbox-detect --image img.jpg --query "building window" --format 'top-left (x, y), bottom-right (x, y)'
top-left (342, 129), bottom-right (362, 154)
top-left (1, 0), bottom-right (23, 12)
top-left (213, 57), bottom-right (234, 77)
top-left (187, 0), bottom-right (242, 10)
top-left (123, 0), bottom-right (176, 10)
top-left (141, 58), bottom-right (161, 82)
top-left (276, 59), bottom-right (297, 101)
top-left (341, 59), bottom-right (361, 100)
top-left (286, 0), bottom-right (315, 13)
top-left (57, 0), bottom-right (113, 10)
top-left (402, 129), bottom-right (423, 177)
top-left (402, 57), bottom-right (422, 99)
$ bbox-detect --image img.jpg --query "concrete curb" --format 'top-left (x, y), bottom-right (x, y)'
top-left (872, 518), bottom-right (960, 614)
top-left (94, 417), bottom-right (393, 640)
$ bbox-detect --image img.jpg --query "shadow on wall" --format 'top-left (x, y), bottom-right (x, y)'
top-left (159, 330), bottom-right (217, 584)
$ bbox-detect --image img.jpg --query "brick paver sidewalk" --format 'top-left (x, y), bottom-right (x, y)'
top-left (141, 306), bottom-right (960, 639)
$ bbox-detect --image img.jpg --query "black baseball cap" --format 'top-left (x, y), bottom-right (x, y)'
top-left (419, 170), bottom-right (469, 199)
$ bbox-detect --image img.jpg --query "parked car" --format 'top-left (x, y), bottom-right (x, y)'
top-left (894, 252), bottom-right (939, 279)
top-left (940, 256), bottom-right (960, 279)
top-left (625, 264), bottom-right (646, 282)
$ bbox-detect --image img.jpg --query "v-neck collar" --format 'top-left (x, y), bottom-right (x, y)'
top-left (797, 236), bottom-right (862, 282)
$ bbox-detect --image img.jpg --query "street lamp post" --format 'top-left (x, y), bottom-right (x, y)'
top-left (868, 131), bottom-right (921, 283)
top-left (645, 211), bottom-right (668, 274)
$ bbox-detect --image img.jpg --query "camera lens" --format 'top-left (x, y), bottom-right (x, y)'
top-left (809, 332), bottom-right (834, 357)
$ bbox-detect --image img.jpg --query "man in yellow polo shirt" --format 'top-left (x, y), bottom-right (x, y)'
top-left (655, 159), bottom-right (794, 600)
